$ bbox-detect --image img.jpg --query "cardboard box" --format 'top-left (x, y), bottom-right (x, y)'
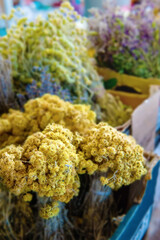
top-left (131, 91), bottom-right (160, 152)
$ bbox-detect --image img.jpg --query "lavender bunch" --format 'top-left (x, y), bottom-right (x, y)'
top-left (26, 67), bottom-right (74, 101)
top-left (16, 67), bottom-right (77, 108)
top-left (88, 0), bottom-right (160, 79)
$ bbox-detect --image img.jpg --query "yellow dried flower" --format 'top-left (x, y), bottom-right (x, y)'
top-left (0, 119), bottom-right (11, 135)
top-left (0, 123), bottom-right (81, 218)
top-left (97, 91), bottom-right (133, 127)
top-left (23, 193), bottom-right (33, 202)
top-left (0, 94), bottom-right (96, 149)
top-left (78, 122), bottom-right (147, 190)
top-left (0, 95), bottom-right (147, 219)
top-left (40, 201), bottom-right (60, 219)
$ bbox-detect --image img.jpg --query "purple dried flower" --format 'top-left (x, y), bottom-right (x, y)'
top-left (17, 68), bottom-right (74, 107)
top-left (88, 0), bottom-right (160, 78)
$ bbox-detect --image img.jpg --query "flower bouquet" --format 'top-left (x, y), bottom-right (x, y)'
top-left (88, 0), bottom-right (160, 95)
top-left (0, 2), bottom-right (158, 240)
top-left (0, 93), bottom-right (156, 240)
top-left (0, 2), bottom-right (133, 127)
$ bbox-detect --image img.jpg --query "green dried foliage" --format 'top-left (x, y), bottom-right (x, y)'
top-left (0, 2), bottom-right (101, 102)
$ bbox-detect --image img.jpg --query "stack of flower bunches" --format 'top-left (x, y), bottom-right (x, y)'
top-left (0, 2), bottom-right (100, 103)
top-left (0, 2), bottom-right (132, 127)
top-left (0, 94), bottom-right (147, 218)
top-left (88, 0), bottom-right (160, 79)
top-left (0, 94), bottom-right (96, 149)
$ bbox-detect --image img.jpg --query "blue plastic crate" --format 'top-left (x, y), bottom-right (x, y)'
top-left (155, 107), bottom-right (160, 147)
top-left (0, 28), bottom-right (7, 37)
top-left (123, 127), bottom-right (130, 136)
top-left (156, 107), bottom-right (160, 132)
top-left (111, 161), bottom-right (160, 240)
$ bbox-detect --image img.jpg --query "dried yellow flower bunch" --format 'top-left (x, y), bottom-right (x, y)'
top-left (78, 122), bottom-right (147, 190)
top-left (0, 122), bottom-right (147, 202)
top-left (0, 124), bottom-right (81, 219)
top-left (0, 94), bottom-right (96, 149)
top-left (97, 91), bottom-right (133, 127)
top-left (0, 110), bottom-right (29, 148)
top-left (0, 95), bottom-right (147, 219)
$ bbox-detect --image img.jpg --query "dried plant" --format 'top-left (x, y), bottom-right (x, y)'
top-left (0, 57), bottom-right (17, 114)
top-left (78, 174), bottom-right (114, 240)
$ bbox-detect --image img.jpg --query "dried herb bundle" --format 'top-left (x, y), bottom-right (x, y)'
top-left (0, 57), bottom-right (17, 114)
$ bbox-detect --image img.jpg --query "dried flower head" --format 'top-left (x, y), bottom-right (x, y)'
top-left (0, 95), bottom-right (147, 220)
top-left (78, 122), bottom-right (147, 190)
top-left (97, 91), bottom-right (132, 127)
top-left (0, 94), bottom-right (96, 149)
top-left (0, 123), bottom-right (81, 218)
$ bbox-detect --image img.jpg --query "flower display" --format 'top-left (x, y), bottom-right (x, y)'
top-left (0, 2), bottom-right (100, 102)
top-left (0, 94), bottom-right (146, 197)
top-left (0, 94), bottom-right (96, 148)
top-left (0, 93), bottom-right (148, 239)
top-left (0, 1), bottom-right (133, 128)
top-left (88, 0), bottom-right (160, 79)
top-left (0, 121), bottom-right (146, 215)
top-left (0, 123), bottom-right (81, 218)
top-left (78, 122), bottom-right (147, 190)
top-left (0, 1), bottom-right (157, 239)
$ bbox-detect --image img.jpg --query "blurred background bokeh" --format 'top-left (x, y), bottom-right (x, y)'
top-left (0, 0), bottom-right (136, 35)
top-left (0, 0), bottom-right (134, 17)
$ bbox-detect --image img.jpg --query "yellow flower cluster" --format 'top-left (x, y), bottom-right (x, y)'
top-left (0, 124), bottom-right (80, 218)
top-left (0, 94), bottom-right (96, 149)
top-left (0, 95), bottom-right (147, 218)
top-left (97, 91), bottom-right (133, 127)
top-left (0, 2), bottom-right (100, 99)
top-left (79, 122), bottom-right (147, 190)
top-left (40, 201), bottom-right (60, 220)
top-left (23, 193), bottom-right (33, 202)
top-left (0, 121), bottom-right (147, 210)
top-left (0, 110), bottom-right (30, 148)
